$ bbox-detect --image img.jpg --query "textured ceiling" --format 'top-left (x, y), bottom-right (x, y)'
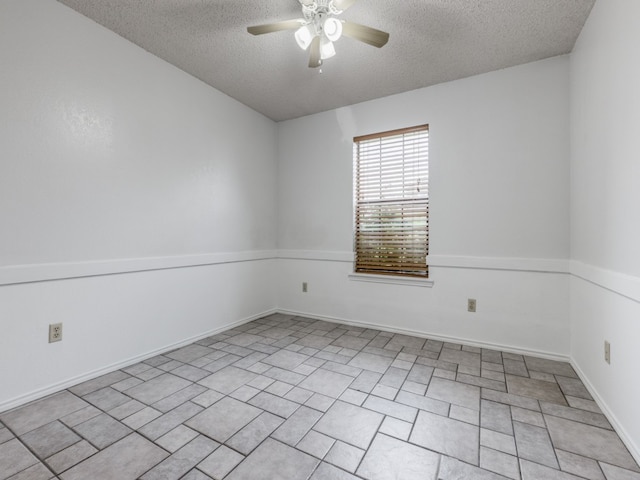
top-left (56, 0), bottom-right (595, 121)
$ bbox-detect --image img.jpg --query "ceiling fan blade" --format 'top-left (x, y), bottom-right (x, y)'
top-left (247, 19), bottom-right (304, 36)
top-left (333, 0), bottom-right (359, 11)
top-left (308, 36), bottom-right (322, 68)
top-left (342, 21), bottom-right (389, 48)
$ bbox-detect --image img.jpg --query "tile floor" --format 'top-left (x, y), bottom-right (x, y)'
top-left (1, 314), bottom-right (639, 480)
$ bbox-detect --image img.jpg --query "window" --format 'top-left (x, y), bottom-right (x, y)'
top-left (353, 124), bottom-right (429, 278)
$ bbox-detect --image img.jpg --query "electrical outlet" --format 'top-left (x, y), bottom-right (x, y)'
top-left (302, 282), bottom-right (308, 293)
top-left (604, 340), bottom-right (611, 364)
top-left (49, 323), bottom-right (63, 343)
top-left (467, 298), bottom-right (476, 313)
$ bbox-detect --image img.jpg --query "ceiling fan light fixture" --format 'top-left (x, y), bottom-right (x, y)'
top-left (320, 37), bottom-right (336, 59)
top-left (247, 0), bottom-right (389, 68)
top-left (295, 24), bottom-right (315, 50)
top-left (323, 17), bottom-right (342, 42)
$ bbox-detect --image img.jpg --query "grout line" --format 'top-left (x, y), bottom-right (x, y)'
top-left (0, 308), bottom-right (277, 414)
top-left (4, 314), bottom-right (638, 479)
top-left (277, 308), bottom-right (571, 363)
top-left (434, 453), bottom-right (443, 480)
top-left (0, 422), bottom-right (57, 479)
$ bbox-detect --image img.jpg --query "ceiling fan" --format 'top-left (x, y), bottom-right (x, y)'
top-left (247, 0), bottom-right (390, 68)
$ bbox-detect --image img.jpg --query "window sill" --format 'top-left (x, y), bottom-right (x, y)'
top-left (348, 273), bottom-right (434, 287)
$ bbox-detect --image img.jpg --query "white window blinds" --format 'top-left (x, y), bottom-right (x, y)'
top-left (353, 124), bottom-right (429, 277)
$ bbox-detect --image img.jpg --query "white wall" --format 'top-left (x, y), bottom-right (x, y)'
top-left (277, 57), bottom-right (571, 356)
top-left (0, 0), bottom-right (277, 410)
top-left (569, 0), bottom-right (640, 461)
top-left (10, 7), bottom-right (639, 466)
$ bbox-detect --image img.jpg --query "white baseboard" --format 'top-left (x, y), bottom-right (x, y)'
top-left (570, 359), bottom-right (640, 466)
top-left (0, 308), bottom-right (277, 413)
top-left (277, 308), bottom-right (570, 362)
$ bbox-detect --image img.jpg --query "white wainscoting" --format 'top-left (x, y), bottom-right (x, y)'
top-left (571, 260), bottom-right (640, 303)
top-left (0, 252), bottom-right (278, 411)
top-left (276, 250), bottom-right (571, 358)
top-left (0, 250), bottom-right (278, 286)
top-left (569, 269), bottom-right (640, 466)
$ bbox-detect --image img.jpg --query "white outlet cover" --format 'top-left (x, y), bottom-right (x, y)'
top-left (49, 323), bottom-right (63, 343)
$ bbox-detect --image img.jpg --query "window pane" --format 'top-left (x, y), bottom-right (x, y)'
top-left (354, 125), bottom-right (429, 277)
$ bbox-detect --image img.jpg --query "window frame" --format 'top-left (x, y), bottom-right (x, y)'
top-left (352, 124), bottom-right (430, 280)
